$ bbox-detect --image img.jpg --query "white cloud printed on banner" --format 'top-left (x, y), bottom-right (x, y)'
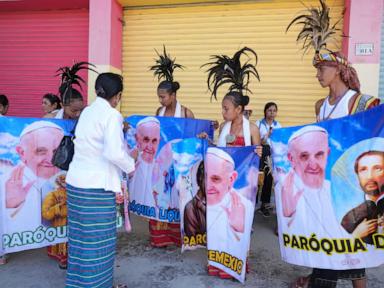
top-left (271, 105), bottom-right (384, 270)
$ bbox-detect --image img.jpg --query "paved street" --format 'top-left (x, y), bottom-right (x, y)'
top-left (1, 213), bottom-right (383, 288)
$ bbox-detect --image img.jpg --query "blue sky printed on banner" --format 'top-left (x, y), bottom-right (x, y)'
top-left (171, 140), bottom-right (259, 198)
top-left (0, 117), bottom-right (75, 168)
top-left (171, 138), bottom-right (207, 179)
top-left (270, 104), bottom-right (384, 222)
top-left (125, 115), bottom-right (214, 155)
top-left (219, 146), bottom-right (260, 190)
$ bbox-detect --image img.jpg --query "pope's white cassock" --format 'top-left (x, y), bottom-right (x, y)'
top-left (207, 190), bottom-right (253, 279)
top-left (276, 172), bottom-right (373, 269)
top-left (129, 155), bottom-right (156, 209)
top-left (1, 166), bottom-right (48, 252)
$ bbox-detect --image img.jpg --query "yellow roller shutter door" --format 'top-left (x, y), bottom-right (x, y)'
top-left (121, 0), bottom-right (344, 126)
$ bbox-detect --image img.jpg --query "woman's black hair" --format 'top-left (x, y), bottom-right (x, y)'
top-left (223, 91), bottom-right (249, 112)
top-left (43, 93), bottom-right (62, 109)
top-left (157, 80), bottom-right (180, 94)
top-left (69, 88), bottom-right (83, 101)
top-left (95, 72), bottom-right (123, 100)
top-left (56, 61), bottom-right (97, 105)
top-left (263, 102), bottom-right (278, 118)
top-left (59, 88), bottom-right (83, 106)
top-left (0, 94), bottom-right (9, 107)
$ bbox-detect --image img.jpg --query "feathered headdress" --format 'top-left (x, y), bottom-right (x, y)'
top-left (149, 45), bottom-right (184, 83)
top-left (56, 61), bottom-right (97, 105)
top-left (286, 0), bottom-right (345, 65)
top-left (202, 47), bottom-right (260, 101)
top-left (287, 1), bottom-right (361, 91)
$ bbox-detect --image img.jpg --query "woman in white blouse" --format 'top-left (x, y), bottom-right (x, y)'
top-left (255, 102), bottom-right (282, 217)
top-left (65, 73), bottom-right (136, 288)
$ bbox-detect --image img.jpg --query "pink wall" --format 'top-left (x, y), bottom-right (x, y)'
top-left (0, 0), bottom-right (88, 12)
top-left (89, 0), bottom-right (122, 69)
top-left (111, 0), bottom-right (123, 69)
top-left (0, 10), bottom-right (89, 117)
top-left (343, 0), bottom-right (383, 64)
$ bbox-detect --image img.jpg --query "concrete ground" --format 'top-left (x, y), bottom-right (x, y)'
top-left (1, 212), bottom-right (383, 288)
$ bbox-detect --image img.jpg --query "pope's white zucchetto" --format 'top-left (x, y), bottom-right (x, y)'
top-left (206, 147), bottom-right (235, 167)
top-left (20, 121), bottom-right (63, 139)
top-left (136, 116), bottom-right (160, 128)
top-left (288, 125), bottom-right (328, 145)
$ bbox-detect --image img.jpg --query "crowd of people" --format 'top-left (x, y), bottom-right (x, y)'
top-left (0, 46), bottom-right (380, 286)
top-left (1, 2), bottom-right (383, 288)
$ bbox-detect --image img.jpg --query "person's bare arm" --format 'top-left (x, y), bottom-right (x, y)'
top-left (184, 107), bottom-right (195, 119)
top-left (250, 123), bottom-right (261, 145)
top-left (155, 107), bottom-right (161, 116)
top-left (315, 98), bottom-right (325, 121)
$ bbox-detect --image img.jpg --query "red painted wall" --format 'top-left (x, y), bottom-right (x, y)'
top-left (0, 10), bottom-right (89, 117)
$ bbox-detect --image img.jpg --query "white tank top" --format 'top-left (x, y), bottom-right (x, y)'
top-left (318, 89), bottom-right (356, 121)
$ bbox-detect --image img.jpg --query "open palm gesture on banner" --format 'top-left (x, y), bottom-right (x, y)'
top-left (6, 165), bottom-right (35, 208)
top-left (223, 191), bottom-right (245, 234)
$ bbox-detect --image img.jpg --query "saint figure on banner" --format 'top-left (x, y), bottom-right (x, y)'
top-left (184, 161), bottom-right (206, 238)
top-left (341, 150), bottom-right (384, 244)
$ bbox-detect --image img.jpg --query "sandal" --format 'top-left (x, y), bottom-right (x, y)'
top-left (290, 276), bottom-right (309, 288)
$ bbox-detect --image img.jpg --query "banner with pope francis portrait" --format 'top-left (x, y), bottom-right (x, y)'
top-left (205, 146), bottom-right (259, 283)
top-left (0, 117), bottom-right (74, 254)
top-left (125, 116), bottom-right (214, 223)
top-left (271, 104), bottom-right (384, 270)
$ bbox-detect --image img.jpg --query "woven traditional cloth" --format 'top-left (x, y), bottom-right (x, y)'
top-left (66, 184), bottom-right (116, 288)
top-left (313, 52), bottom-right (349, 67)
top-left (149, 220), bottom-right (181, 247)
top-left (47, 244), bottom-right (67, 266)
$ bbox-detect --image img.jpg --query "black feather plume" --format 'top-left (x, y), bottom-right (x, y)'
top-left (149, 45), bottom-right (184, 82)
top-left (202, 47), bottom-right (260, 101)
top-left (56, 61), bottom-right (98, 105)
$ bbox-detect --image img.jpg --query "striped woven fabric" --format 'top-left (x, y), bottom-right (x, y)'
top-left (149, 220), bottom-right (181, 247)
top-left (313, 52), bottom-right (349, 67)
top-left (66, 184), bottom-right (116, 288)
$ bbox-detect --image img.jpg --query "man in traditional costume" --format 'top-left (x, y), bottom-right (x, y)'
top-left (286, 0), bottom-right (380, 286)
